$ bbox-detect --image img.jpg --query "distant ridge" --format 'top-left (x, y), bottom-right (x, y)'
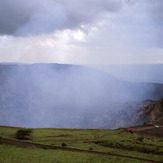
top-left (86, 64), bottom-right (163, 83)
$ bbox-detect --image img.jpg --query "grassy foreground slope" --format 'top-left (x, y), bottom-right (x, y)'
top-left (0, 144), bottom-right (135, 163)
top-left (0, 126), bottom-right (163, 162)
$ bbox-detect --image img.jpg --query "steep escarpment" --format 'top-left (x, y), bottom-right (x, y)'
top-left (138, 99), bottom-right (163, 124)
top-left (91, 98), bottom-right (163, 129)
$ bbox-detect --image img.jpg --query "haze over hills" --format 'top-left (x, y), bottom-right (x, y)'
top-left (89, 98), bottom-right (163, 129)
top-left (87, 64), bottom-right (163, 83)
top-left (0, 63), bottom-right (163, 128)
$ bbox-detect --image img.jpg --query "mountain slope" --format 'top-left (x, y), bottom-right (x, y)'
top-left (0, 63), bottom-right (163, 128)
top-left (138, 98), bottom-right (163, 124)
top-left (91, 98), bottom-right (163, 129)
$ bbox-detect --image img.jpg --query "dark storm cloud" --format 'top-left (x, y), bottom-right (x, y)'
top-left (0, 0), bottom-right (39, 35)
top-left (56, 0), bottom-right (122, 27)
top-left (0, 0), bottom-right (122, 36)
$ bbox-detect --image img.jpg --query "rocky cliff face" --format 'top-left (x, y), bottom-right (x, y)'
top-left (139, 99), bottom-right (163, 124)
top-left (90, 99), bottom-right (163, 129)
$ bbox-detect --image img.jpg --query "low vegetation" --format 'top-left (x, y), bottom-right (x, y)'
top-left (15, 128), bottom-right (33, 140)
top-left (0, 144), bottom-right (134, 163)
top-left (0, 126), bottom-right (163, 162)
top-left (61, 142), bottom-right (67, 149)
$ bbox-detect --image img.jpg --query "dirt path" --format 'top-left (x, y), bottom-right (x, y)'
top-left (129, 125), bottom-right (163, 138)
top-left (0, 138), bottom-right (160, 163)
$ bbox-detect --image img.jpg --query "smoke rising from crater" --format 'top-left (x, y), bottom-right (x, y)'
top-left (0, 64), bottom-right (163, 128)
top-left (0, 1), bottom-right (163, 128)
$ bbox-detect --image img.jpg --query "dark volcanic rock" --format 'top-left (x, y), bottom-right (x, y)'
top-left (91, 98), bottom-right (163, 129)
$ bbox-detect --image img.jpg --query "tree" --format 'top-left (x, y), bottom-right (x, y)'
top-left (15, 128), bottom-right (33, 140)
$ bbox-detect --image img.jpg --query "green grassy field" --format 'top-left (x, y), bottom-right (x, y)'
top-left (0, 144), bottom-right (138, 163)
top-left (0, 126), bottom-right (163, 162)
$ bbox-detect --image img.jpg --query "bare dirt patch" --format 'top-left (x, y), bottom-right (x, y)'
top-left (128, 125), bottom-right (163, 138)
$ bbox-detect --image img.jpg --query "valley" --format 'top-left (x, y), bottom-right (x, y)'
top-left (0, 63), bottom-right (163, 129)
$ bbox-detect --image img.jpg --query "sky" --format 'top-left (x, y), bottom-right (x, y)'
top-left (0, 0), bottom-right (163, 64)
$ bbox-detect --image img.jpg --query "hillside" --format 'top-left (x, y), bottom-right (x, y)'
top-left (89, 98), bottom-right (163, 129)
top-left (0, 126), bottom-right (163, 162)
top-left (0, 63), bottom-right (163, 128)
top-left (139, 99), bottom-right (163, 124)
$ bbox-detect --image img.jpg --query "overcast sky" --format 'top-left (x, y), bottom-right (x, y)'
top-left (0, 0), bottom-right (163, 64)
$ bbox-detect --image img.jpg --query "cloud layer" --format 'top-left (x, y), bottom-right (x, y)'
top-left (0, 0), bottom-right (163, 64)
top-left (0, 0), bottom-right (121, 36)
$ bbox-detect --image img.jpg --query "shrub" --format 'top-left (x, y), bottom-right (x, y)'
top-left (41, 145), bottom-right (47, 150)
top-left (61, 142), bottom-right (67, 149)
top-left (127, 128), bottom-right (135, 134)
top-left (15, 128), bottom-right (33, 140)
top-left (137, 137), bottom-right (144, 142)
top-left (53, 146), bottom-right (57, 149)
top-left (89, 147), bottom-right (93, 151)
